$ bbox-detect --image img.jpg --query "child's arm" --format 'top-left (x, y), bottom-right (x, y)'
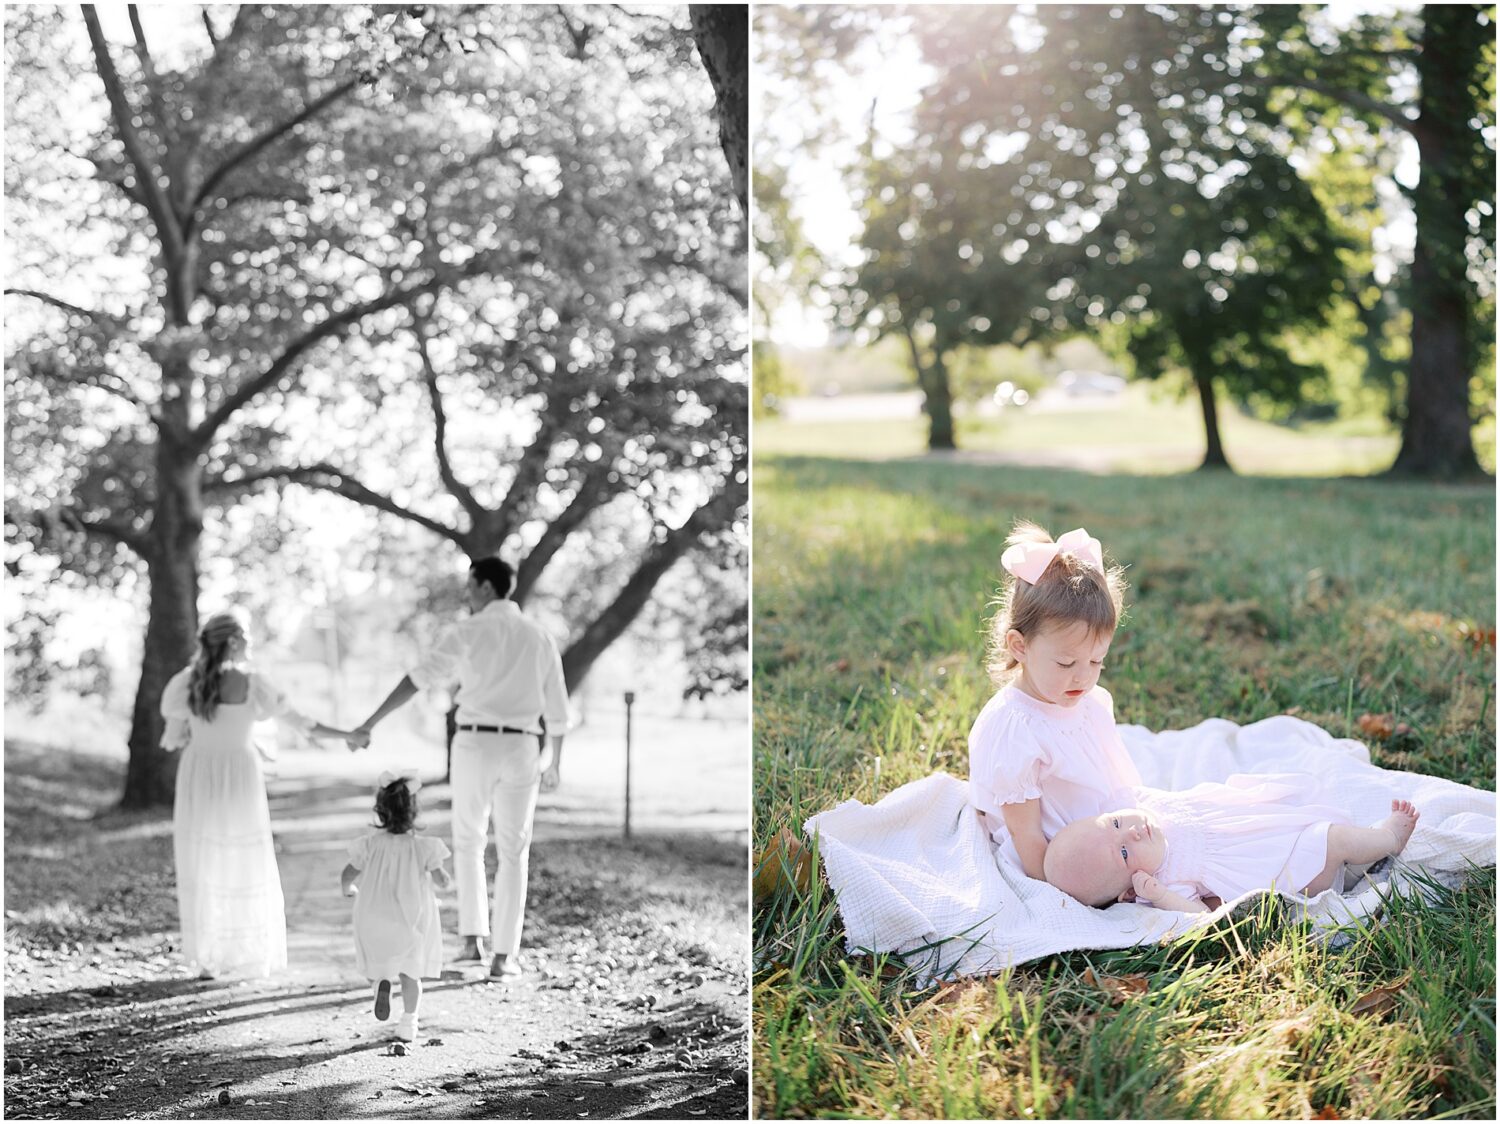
top-left (1131, 871), bottom-right (1209, 914)
top-left (340, 863), bottom-right (361, 897)
top-left (1001, 799), bottom-right (1048, 880)
top-left (429, 863), bottom-right (453, 890)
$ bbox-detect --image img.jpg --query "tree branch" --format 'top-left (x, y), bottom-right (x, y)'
top-left (191, 277), bottom-right (449, 451)
top-left (186, 74), bottom-right (362, 228)
top-left (201, 8), bottom-right (220, 50)
top-left (205, 462), bottom-right (464, 545)
top-left (5, 287), bottom-right (124, 325)
top-left (128, 6), bottom-right (174, 153)
top-left (409, 306), bottom-right (484, 525)
top-left (557, 470), bottom-right (746, 691)
top-left (512, 464), bottom-right (617, 601)
top-left (81, 6), bottom-right (185, 266)
top-left (43, 503), bottom-right (150, 555)
top-left (1264, 75), bottom-right (1418, 135)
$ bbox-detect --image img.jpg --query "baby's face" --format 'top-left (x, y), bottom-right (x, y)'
top-left (1071, 809), bottom-right (1167, 901)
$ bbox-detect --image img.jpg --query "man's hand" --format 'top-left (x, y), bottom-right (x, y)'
top-left (539, 763), bottom-right (560, 793)
top-left (345, 727), bottom-right (372, 752)
top-left (1130, 870), bottom-right (1165, 901)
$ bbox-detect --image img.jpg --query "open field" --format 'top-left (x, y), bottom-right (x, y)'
top-left (752, 455), bottom-right (1495, 1119)
top-left (754, 383), bottom-right (1496, 477)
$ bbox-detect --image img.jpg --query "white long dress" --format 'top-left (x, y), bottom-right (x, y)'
top-left (162, 668), bottom-right (308, 977)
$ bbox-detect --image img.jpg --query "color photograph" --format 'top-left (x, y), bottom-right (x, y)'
top-left (752, 4), bottom-right (1495, 1119)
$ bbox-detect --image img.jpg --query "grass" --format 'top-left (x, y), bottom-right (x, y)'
top-left (752, 456), bottom-right (1496, 1119)
top-left (755, 383), bottom-right (1497, 477)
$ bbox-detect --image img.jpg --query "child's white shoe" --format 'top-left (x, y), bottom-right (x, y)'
top-left (372, 979), bottom-right (392, 1022)
top-left (394, 1012), bottom-right (418, 1042)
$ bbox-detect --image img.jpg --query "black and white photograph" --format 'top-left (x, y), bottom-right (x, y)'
top-left (4, 4), bottom-right (749, 1119)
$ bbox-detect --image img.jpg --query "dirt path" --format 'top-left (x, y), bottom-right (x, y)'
top-left (3, 742), bottom-right (749, 1119)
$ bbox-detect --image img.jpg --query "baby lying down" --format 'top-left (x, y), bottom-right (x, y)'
top-left (1044, 775), bottom-right (1420, 913)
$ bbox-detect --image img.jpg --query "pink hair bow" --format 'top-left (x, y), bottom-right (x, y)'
top-left (1001, 528), bottom-right (1104, 584)
top-left (376, 770), bottom-right (422, 795)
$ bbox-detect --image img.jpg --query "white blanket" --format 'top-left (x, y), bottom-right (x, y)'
top-left (805, 716), bottom-right (1496, 978)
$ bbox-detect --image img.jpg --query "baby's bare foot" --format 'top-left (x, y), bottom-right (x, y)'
top-left (1377, 799), bottom-right (1420, 855)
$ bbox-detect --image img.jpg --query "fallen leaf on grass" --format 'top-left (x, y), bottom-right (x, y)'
top-left (1312, 1105), bottom-right (1341, 1119)
top-left (1082, 968), bottom-right (1149, 1003)
top-left (1357, 713), bottom-right (1395, 740)
top-left (752, 829), bottom-right (813, 903)
top-left (1349, 976), bottom-right (1409, 1018)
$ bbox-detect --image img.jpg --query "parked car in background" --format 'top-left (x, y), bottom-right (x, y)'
top-left (1056, 370), bottom-right (1126, 396)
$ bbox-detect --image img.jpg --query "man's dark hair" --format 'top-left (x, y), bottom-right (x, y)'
top-left (470, 557), bottom-right (517, 599)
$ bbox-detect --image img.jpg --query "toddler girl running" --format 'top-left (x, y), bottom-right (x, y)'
top-left (968, 522), bottom-right (1143, 880)
top-left (1044, 781), bottom-right (1421, 911)
top-left (341, 772), bottom-right (452, 1042)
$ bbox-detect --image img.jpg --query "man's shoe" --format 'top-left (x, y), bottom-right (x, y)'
top-left (373, 979), bottom-right (392, 1021)
top-left (454, 937), bottom-right (487, 962)
top-left (395, 1012), bottom-right (418, 1042)
top-left (489, 954), bottom-right (522, 979)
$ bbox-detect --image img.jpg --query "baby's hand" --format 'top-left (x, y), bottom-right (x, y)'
top-left (1130, 870), bottom-right (1165, 901)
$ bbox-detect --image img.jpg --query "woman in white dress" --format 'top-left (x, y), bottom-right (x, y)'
top-left (161, 608), bottom-right (348, 978)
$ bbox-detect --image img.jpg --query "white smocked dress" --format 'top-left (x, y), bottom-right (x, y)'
top-left (161, 668), bottom-right (309, 977)
top-left (348, 831), bottom-right (450, 981)
top-left (968, 684), bottom-right (1144, 871)
top-left (1137, 775), bottom-right (1355, 904)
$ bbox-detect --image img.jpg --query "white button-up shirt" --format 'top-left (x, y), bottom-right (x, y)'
top-left (407, 599), bottom-right (570, 733)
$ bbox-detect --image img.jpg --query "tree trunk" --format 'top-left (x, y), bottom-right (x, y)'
top-left (1390, 4), bottom-right (1482, 478)
top-left (689, 5), bottom-right (748, 217)
top-left (1193, 370), bottom-right (1232, 471)
top-left (901, 322), bottom-right (956, 451)
top-left (122, 448), bottom-right (203, 808)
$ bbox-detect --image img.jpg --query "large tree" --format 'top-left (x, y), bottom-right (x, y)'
top-left (1250, 4), bottom-right (1496, 478)
top-left (5, 5), bottom-right (744, 808)
top-left (838, 4), bottom-right (1351, 465)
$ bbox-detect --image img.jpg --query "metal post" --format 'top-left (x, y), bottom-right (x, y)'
top-left (623, 691), bottom-right (635, 840)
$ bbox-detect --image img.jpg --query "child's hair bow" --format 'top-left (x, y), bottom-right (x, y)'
top-left (1001, 527), bottom-right (1104, 584)
top-left (376, 770), bottom-right (422, 795)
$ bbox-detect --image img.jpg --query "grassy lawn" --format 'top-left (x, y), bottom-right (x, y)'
top-left (752, 456), bottom-right (1495, 1119)
top-left (755, 384), bottom-right (1497, 477)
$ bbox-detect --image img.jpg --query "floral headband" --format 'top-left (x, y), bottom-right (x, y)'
top-left (1001, 527), bottom-right (1103, 585)
top-left (376, 770), bottom-right (422, 795)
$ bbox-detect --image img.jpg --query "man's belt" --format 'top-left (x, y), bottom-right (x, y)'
top-left (457, 723), bottom-right (542, 737)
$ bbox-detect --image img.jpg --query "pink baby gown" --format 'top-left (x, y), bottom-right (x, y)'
top-left (969, 684), bottom-right (1143, 871)
top-left (1137, 775), bottom-right (1354, 904)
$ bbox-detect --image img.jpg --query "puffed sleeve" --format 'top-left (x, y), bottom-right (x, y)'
top-left (422, 835), bottom-right (451, 870)
top-left (249, 673), bottom-right (314, 732)
top-left (346, 834), bottom-right (371, 868)
top-left (968, 706), bottom-right (1051, 809)
top-left (408, 621), bottom-right (466, 693)
top-left (160, 667), bottom-right (193, 750)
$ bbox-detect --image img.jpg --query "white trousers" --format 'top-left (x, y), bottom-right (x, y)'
top-left (449, 730), bottom-right (542, 955)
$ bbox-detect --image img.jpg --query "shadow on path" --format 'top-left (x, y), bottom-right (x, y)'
top-left (4, 741), bottom-right (748, 1119)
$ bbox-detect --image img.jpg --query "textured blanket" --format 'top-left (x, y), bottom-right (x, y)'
top-left (805, 716), bottom-right (1496, 978)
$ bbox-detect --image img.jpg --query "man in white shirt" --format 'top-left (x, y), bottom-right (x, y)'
top-left (349, 558), bottom-right (570, 979)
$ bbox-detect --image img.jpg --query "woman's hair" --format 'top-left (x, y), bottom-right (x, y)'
top-left (375, 780), bottom-right (419, 834)
top-left (188, 608), bottom-right (251, 722)
top-left (986, 520), bottom-right (1127, 685)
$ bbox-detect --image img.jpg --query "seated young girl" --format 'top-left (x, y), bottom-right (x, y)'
top-left (1043, 775), bottom-right (1421, 912)
top-left (968, 522), bottom-right (1142, 881)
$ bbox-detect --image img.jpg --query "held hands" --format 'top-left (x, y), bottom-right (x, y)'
top-left (344, 726), bottom-right (372, 752)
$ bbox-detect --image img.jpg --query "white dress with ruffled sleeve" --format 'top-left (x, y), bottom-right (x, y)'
top-left (163, 668), bottom-right (310, 977)
top-left (968, 684), bottom-right (1143, 871)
